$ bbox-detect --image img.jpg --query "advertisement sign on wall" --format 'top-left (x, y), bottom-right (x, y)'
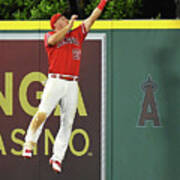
top-left (0, 33), bottom-right (106, 180)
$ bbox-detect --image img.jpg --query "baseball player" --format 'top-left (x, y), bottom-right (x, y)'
top-left (22, 0), bottom-right (109, 173)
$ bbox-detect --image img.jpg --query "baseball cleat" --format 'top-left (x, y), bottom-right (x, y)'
top-left (22, 148), bottom-right (32, 159)
top-left (49, 159), bottom-right (62, 173)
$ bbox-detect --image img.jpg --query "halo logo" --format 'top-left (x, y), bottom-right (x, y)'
top-left (138, 75), bottom-right (160, 127)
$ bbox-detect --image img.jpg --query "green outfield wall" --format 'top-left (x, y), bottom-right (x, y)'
top-left (0, 20), bottom-right (180, 180)
top-left (108, 29), bottom-right (180, 180)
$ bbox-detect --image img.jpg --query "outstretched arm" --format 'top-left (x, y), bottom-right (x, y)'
top-left (83, 0), bottom-right (109, 32)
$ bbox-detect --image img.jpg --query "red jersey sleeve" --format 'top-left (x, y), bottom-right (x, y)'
top-left (44, 32), bottom-right (54, 48)
top-left (72, 23), bottom-right (88, 43)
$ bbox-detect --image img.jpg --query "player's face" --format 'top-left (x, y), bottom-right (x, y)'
top-left (55, 16), bottom-right (69, 30)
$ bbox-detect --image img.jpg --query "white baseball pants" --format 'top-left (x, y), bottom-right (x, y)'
top-left (25, 75), bottom-right (78, 162)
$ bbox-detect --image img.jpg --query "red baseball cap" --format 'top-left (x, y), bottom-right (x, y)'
top-left (50, 13), bottom-right (62, 29)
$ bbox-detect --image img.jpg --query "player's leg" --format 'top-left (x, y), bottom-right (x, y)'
top-left (50, 81), bottom-right (78, 172)
top-left (23, 78), bottom-right (66, 158)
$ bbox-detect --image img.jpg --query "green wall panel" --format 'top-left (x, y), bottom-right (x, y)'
top-left (110, 29), bottom-right (180, 180)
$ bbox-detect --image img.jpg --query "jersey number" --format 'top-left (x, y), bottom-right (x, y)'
top-left (72, 49), bottom-right (81, 60)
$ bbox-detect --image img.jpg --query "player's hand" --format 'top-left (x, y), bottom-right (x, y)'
top-left (68, 15), bottom-right (78, 29)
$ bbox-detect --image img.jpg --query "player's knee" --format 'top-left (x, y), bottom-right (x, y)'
top-left (37, 111), bottom-right (47, 121)
top-left (31, 112), bottom-right (47, 132)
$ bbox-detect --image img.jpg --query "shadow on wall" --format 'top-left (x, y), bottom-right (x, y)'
top-left (152, 35), bottom-right (180, 179)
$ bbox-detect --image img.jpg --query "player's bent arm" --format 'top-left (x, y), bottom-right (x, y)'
top-left (47, 26), bottom-right (70, 46)
top-left (48, 15), bottom-right (78, 46)
top-left (83, 0), bottom-right (109, 32)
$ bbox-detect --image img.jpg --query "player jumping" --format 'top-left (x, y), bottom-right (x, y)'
top-left (22, 0), bottom-right (110, 174)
